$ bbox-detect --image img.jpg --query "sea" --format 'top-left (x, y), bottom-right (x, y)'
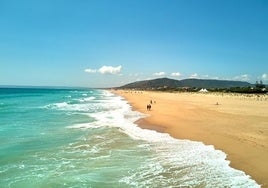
top-left (0, 88), bottom-right (260, 188)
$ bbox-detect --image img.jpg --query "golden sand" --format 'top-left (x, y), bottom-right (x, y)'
top-left (112, 90), bottom-right (268, 187)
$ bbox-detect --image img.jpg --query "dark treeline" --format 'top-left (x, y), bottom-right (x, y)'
top-left (143, 81), bottom-right (267, 94)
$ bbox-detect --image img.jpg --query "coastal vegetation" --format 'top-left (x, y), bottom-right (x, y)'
top-left (118, 78), bottom-right (267, 94)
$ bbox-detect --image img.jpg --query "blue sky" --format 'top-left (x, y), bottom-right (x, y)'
top-left (0, 0), bottom-right (267, 87)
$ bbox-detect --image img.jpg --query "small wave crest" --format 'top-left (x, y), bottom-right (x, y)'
top-left (76, 96), bottom-right (96, 103)
top-left (0, 102), bottom-right (4, 108)
top-left (67, 123), bottom-right (103, 129)
top-left (42, 99), bottom-right (99, 112)
top-left (43, 102), bottom-right (69, 110)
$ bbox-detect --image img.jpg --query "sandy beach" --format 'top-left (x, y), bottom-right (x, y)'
top-left (112, 90), bottom-right (268, 187)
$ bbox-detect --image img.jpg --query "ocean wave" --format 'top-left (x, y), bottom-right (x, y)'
top-left (42, 100), bottom-right (103, 113)
top-left (43, 102), bottom-right (69, 109)
top-left (67, 123), bottom-right (103, 129)
top-left (76, 96), bottom-right (96, 103)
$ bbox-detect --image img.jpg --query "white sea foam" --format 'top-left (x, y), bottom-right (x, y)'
top-left (103, 90), bottom-right (114, 96)
top-left (43, 102), bottom-right (69, 110)
top-left (55, 102), bottom-right (69, 108)
top-left (76, 96), bottom-right (96, 102)
top-left (67, 123), bottom-right (103, 129)
top-left (43, 101), bottom-right (99, 112)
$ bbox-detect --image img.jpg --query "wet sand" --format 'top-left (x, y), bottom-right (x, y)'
top-left (112, 90), bottom-right (268, 187)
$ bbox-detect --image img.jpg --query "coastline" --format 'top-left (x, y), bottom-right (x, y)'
top-left (112, 90), bottom-right (268, 187)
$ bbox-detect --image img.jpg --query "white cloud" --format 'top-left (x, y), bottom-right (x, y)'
top-left (153, 72), bottom-right (166, 76)
top-left (171, 72), bottom-right (181, 77)
top-left (190, 73), bottom-right (198, 78)
top-left (84, 65), bottom-right (122, 75)
top-left (84, 68), bottom-right (97, 73)
top-left (233, 74), bottom-right (250, 81)
top-left (261, 73), bottom-right (268, 81)
top-left (98, 65), bottom-right (122, 75)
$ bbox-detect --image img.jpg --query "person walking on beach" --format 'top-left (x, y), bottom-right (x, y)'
top-left (147, 104), bottom-right (151, 111)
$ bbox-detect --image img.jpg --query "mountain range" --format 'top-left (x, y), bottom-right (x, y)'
top-left (118, 78), bottom-right (252, 89)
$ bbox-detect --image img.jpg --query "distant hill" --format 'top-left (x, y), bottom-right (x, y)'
top-left (118, 78), bottom-right (252, 89)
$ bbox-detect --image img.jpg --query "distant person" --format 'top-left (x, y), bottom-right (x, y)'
top-left (147, 104), bottom-right (151, 111)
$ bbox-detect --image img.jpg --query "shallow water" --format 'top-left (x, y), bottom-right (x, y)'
top-left (0, 88), bottom-right (260, 187)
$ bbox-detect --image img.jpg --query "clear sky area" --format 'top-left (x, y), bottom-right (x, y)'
top-left (0, 0), bottom-right (267, 87)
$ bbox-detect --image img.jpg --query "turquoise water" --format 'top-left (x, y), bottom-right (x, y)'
top-left (0, 88), bottom-right (260, 188)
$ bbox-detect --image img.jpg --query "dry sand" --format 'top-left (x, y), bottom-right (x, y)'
top-left (112, 90), bottom-right (268, 187)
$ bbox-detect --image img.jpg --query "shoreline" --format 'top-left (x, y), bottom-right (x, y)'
top-left (112, 90), bottom-right (268, 187)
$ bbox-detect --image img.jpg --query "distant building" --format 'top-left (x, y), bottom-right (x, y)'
top-left (199, 88), bottom-right (208, 92)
